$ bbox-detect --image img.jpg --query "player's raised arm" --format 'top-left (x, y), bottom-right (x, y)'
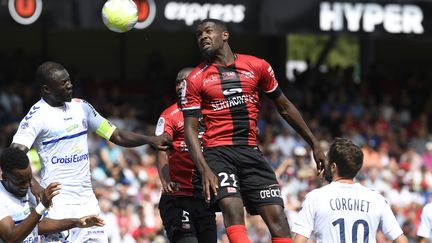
top-left (109, 128), bottom-right (172, 150)
top-left (270, 91), bottom-right (326, 174)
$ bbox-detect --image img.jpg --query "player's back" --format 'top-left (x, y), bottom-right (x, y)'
top-left (295, 182), bottom-right (401, 243)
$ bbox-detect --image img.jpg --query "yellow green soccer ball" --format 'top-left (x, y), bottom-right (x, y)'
top-left (102, 0), bottom-right (138, 33)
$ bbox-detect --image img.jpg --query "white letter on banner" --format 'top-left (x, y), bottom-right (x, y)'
top-left (343, 3), bottom-right (363, 32)
top-left (363, 3), bottom-right (384, 32)
top-left (320, 2), bottom-right (343, 31)
top-left (384, 4), bottom-right (402, 33)
top-left (402, 5), bottom-right (424, 34)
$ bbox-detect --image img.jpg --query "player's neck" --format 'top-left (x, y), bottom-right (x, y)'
top-left (333, 177), bottom-right (354, 184)
top-left (212, 47), bottom-right (236, 66)
top-left (43, 97), bottom-right (65, 108)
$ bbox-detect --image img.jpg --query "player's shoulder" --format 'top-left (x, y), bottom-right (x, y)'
top-left (188, 62), bottom-right (211, 81)
top-left (161, 103), bottom-right (180, 117)
top-left (423, 202), bottom-right (432, 212)
top-left (22, 99), bottom-right (46, 122)
top-left (237, 53), bottom-right (267, 65)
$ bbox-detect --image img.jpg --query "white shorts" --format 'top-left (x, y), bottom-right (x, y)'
top-left (41, 197), bottom-right (108, 243)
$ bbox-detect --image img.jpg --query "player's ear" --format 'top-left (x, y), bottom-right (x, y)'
top-left (222, 31), bottom-right (229, 41)
top-left (42, 84), bottom-right (50, 94)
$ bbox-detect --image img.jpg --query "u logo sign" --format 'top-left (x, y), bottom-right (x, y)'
top-left (8, 0), bottom-right (42, 25)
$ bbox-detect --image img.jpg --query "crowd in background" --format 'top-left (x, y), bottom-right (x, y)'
top-left (0, 51), bottom-right (432, 243)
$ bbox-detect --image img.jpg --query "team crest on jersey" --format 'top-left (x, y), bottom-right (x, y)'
top-left (221, 71), bottom-right (236, 80)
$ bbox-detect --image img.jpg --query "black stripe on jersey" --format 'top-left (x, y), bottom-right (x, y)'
top-left (216, 65), bottom-right (250, 145)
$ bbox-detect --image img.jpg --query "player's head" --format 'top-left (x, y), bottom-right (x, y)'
top-left (175, 67), bottom-right (193, 104)
top-left (36, 61), bottom-right (73, 104)
top-left (324, 138), bottom-right (363, 182)
top-left (195, 19), bottom-right (229, 59)
top-left (0, 147), bottom-right (32, 197)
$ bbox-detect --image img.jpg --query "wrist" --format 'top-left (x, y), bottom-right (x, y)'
top-left (35, 202), bottom-right (47, 215)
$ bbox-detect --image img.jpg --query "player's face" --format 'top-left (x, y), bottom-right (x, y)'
top-left (2, 166), bottom-right (32, 198)
top-left (196, 22), bottom-right (227, 58)
top-left (47, 69), bottom-right (73, 103)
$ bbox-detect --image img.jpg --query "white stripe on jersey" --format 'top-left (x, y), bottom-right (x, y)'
top-left (418, 202), bottom-right (432, 239)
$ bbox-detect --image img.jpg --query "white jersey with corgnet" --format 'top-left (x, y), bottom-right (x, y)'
top-left (417, 202), bottom-right (432, 239)
top-left (292, 182), bottom-right (403, 243)
top-left (12, 98), bottom-right (116, 205)
top-left (0, 182), bottom-right (38, 243)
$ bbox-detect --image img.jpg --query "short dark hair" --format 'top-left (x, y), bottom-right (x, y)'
top-left (328, 138), bottom-right (363, 179)
top-left (36, 61), bottom-right (65, 86)
top-left (198, 18), bottom-right (228, 32)
top-left (0, 147), bottom-right (30, 173)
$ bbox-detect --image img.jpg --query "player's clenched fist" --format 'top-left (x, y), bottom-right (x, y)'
top-left (41, 182), bottom-right (62, 208)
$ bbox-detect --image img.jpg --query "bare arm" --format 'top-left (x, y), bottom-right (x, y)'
top-left (417, 236), bottom-right (428, 243)
top-left (393, 234), bottom-right (408, 243)
top-left (38, 215), bottom-right (105, 235)
top-left (292, 233), bottom-right (309, 243)
top-left (271, 93), bottom-right (326, 173)
top-left (184, 116), bottom-right (218, 201)
top-left (155, 134), bottom-right (178, 194)
top-left (109, 129), bottom-right (171, 150)
top-left (0, 213), bottom-right (42, 242)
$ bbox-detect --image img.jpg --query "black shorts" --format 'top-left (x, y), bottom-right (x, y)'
top-left (158, 195), bottom-right (216, 243)
top-left (204, 146), bottom-right (284, 215)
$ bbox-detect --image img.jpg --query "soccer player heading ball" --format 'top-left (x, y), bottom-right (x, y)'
top-left (182, 18), bottom-right (326, 243)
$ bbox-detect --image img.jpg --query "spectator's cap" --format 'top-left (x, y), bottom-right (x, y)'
top-left (104, 177), bottom-right (116, 187)
top-left (293, 146), bottom-right (307, 156)
top-left (426, 141), bottom-right (432, 151)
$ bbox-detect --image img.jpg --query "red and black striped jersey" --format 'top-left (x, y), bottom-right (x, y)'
top-left (155, 103), bottom-right (202, 198)
top-left (182, 54), bottom-right (279, 147)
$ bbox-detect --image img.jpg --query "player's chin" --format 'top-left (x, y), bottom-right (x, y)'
top-left (201, 49), bottom-right (215, 59)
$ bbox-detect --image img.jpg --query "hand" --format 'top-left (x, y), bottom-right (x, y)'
top-left (202, 168), bottom-right (218, 203)
top-left (162, 182), bottom-right (179, 194)
top-left (312, 145), bottom-right (326, 176)
top-left (150, 134), bottom-right (172, 151)
top-left (41, 182), bottom-right (61, 208)
top-left (76, 215), bottom-right (105, 228)
top-left (30, 181), bottom-right (44, 204)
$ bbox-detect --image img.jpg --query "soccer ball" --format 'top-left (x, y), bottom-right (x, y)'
top-left (102, 0), bottom-right (138, 33)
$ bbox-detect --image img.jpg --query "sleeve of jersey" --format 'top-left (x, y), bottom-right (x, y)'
top-left (155, 113), bottom-right (174, 138)
top-left (380, 196), bottom-right (404, 240)
top-left (258, 59), bottom-right (281, 99)
top-left (417, 204), bottom-right (432, 238)
top-left (12, 116), bottom-right (41, 150)
top-left (181, 77), bottom-right (202, 118)
top-left (81, 100), bottom-right (116, 140)
top-left (291, 192), bottom-right (315, 238)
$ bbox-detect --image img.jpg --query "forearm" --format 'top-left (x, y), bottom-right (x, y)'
top-left (38, 218), bottom-right (79, 235)
top-left (184, 117), bottom-right (209, 173)
top-left (417, 236), bottom-right (427, 243)
top-left (275, 95), bottom-right (319, 148)
top-left (109, 130), bottom-right (151, 147)
top-left (1, 212), bottom-right (41, 242)
top-left (156, 151), bottom-right (170, 184)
